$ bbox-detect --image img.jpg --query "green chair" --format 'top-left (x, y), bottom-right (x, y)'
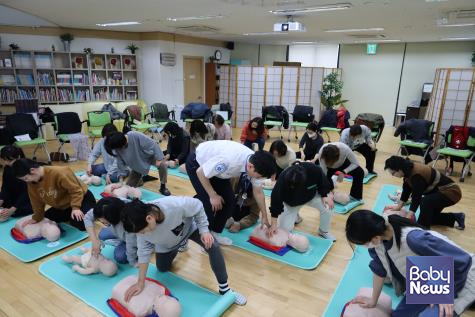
top-left (287, 105), bottom-right (315, 142)
top-left (150, 103), bottom-right (176, 127)
top-left (6, 113), bottom-right (51, 164)
top-left (263, 106), bottom-right (286, 140)
top-left (432, 126), bottom-right (475, 182)
top-left (397, 121), bottom-right (434, 163)
top-left (87, 111), bottom-right (112, 149)
top-left (124, 105), bottom-right (158, 133)
top-left (320, 127), bottom-right (341, 142)
top-left (53, 112), bottom-right (87, 158)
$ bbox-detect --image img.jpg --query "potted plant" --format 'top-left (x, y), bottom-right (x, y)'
top-left (60, 33), bottom-right (74, 52)
top-left (319, 72), bottom-right (348, 110)
top-left (9, 43), bottom-right (19, 50)
top-left (83, 47), bottom-right (93, 55)
top-left (126, 43), bottom-right (139, 54)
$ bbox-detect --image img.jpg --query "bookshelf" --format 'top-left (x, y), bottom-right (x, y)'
top-left (0, 50), bottom-right (139, 106)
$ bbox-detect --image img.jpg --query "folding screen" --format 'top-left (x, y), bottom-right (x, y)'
top-left (219, 65), bottom-right (341, 127)
top-left (425, 68), bottom-right (475, 143)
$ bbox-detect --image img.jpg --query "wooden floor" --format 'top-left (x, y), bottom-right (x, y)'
top-left (1, 127), bottom-right (475, 317)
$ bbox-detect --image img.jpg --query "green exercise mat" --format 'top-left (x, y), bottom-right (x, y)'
top-left (323, 184), bottom-right (420, 316)
top-left (39, 243), bottom-right (236, 317)
top-left (74, 172), bottom-right (162, 201)
top-left (150, 165), bottom-right (190, 180)
top-left (0, 217), bottom-right (88, 262)
top-left (343, 172), bottom-right (377, 184)
top-left (220, 224), bottom-right (333, 270)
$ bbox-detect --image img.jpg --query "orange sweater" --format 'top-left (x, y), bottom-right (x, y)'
top-left (240, 121), bottom-right (268, 143)
top-left (27, 166), bottom-right (88, 222)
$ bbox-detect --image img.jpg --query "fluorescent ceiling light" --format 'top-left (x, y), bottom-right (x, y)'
top-left (270, 3), bottom-right (351, 15)
top-left (441, 37), bottom-right (475, 41)
top-left (438, 23), bottom-right (475, 27)
top-left (354, 39), bottom-right (401, 43)
top-left (243, 32), bottom-right (286, 36)
top-left (167, 15), bottom-right (224, 22)
top-left (325, 27), bottom-right (384, 32)
top-left (425, 0), bottom-right (448, 2)
top-left (291, 42), bottom-right (317, 44)
top-left (96, 21), bottom-right (140, 27)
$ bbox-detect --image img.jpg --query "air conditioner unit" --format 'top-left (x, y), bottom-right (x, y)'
top-left (273, 21), bottom-right (306, 32)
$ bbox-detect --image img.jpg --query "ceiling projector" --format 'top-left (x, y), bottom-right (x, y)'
top-left (273, 21), bottom-right (306, 32)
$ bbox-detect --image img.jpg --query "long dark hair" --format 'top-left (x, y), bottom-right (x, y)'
top-left (93, 197), bottom-right (125, 225)
top-left (0, 145), bottom-right (25, 160)
top-left (12, 158), bottom-right (41, 178)
top-left (249, 117), bottom-right (265, 136)
top-left (104, 131), bottom-right (127, 156)
top-left (190, 120), bottom-right (209, 139)
top-left (384, 156), bottom-right (414, 177)
top-left (121, 199), bottom-right (165, 233)
top-left (284, 162), bottom-right (307, 189)
top-left (163, 121), bottom-right (183, 139)
top-left (346, 209), bottom-right (423, 249)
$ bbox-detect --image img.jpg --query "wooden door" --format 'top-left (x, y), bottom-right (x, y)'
top-left (183, 56), bottom-right (204, 104)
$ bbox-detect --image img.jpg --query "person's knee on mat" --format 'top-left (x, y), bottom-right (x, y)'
top-left (114, 246), bottom-right (128, 264)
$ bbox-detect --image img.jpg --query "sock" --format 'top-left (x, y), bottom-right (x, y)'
top-left (218, 282), bottom-right (230, 295)
top-left (160, 183), bottom-right (166, 190)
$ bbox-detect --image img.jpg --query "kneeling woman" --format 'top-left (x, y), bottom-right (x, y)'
top-left (346, 210), bottom-right (475, 317)
top-left (384, 156), bottom-right (464, 230)
top-left (120, 197), bottom-right (246, 306)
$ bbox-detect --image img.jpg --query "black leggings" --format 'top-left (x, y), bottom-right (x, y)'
top-left (186, 153), bottom-right (235, 233)
top-left (326, 159), bottom-right (364, 200)
top-left (44, 190), bottom-right (96, 231)
top-left (417, 191), bottom-right (456, 229)
top-left (354, 143), bottom-right (376, 173)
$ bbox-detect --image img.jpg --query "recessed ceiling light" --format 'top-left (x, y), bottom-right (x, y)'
top-left (354, 39), bottom-right (401, 43)
top-left (243, 32), bottom-right (286, 36)
top-left (325, 27), bottom-right (384, 32)
top-left (96, 21), bottom-right (141, 27)
top-left (270, 3), bottom-right (352, 15)
top-left (438, 23), bottom-right (475, 27)
top-left (291, 41), bottom-right (317, 44)
top-left (167, 15), bottom-right (224, 22)
top-left (441, 37), bottom-right (475, 41)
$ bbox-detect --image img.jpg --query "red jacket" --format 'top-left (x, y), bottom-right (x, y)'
top-left (240, 121), bottom-right (267, 143)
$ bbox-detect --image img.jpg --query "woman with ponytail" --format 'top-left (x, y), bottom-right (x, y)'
top-left (346, 210), bottom-right (475, 317)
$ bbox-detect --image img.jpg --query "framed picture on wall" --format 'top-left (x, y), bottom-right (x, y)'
top-left (4, 58), bottom-right (12, 67)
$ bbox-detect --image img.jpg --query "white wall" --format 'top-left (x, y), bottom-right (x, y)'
top-left (339, 44), bottom-right (406, 125)
top-left (397, 41), bottom-right (475, 112)
top-left (288, 44), bottom-right (339, 68)
top-left (231, 42), bottom-right (287, 66)
top-left (0, 33), bottom-right (230, 108)
top-left (339, 41), bottom-right (475, 125)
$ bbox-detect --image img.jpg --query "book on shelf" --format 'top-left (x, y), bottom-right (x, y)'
top-left (75, 89), bottom-right (91, 101)
top-left (93, 88), bottom-right (107, 101)
top-left (109, 88), bottom-right (123, 100)
top-left (0, 74), bottom-right (16, 85)
top-left (56, 73), bottom-right (71, 85)
top-left (0, 88), bottom-right (17, 103)
top-left (57, 88), bottom-right (73, 101)
top-left (123, 78), bottom-right (137, 85)
top-left (16, 74), bottom-right (35, 85)
top-left (73, 73), bottom-right (88, 85)
top-left (126, 90), bottom-right (138, 100)
top-left (39, 88), bottom-right (56, 102)
top-left (91, 73), bottom-right (106, 85)
top-left (18, 88), bottom-right (37, 99)
top-left (37, 73), bottom-right (54, 85)
top-left (13, 53), bottom-right (32, 68)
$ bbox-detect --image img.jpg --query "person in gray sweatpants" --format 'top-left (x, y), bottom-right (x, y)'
top-left (104, 131), bottom-right (170, 196)
top-left (120, 197), bottom-right (247, 306)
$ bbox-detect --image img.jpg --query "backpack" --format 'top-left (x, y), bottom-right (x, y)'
top-left (292, 105), bottom-right (314, 123)
top-left (101, 103), bottom-right (124, 120)
top-left (38, 107), bottom-right (55, 123)
top-left (450, 126), bottom-right (469, 149)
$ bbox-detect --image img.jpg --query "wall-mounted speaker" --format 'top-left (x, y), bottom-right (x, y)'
top-left (226, 42), bottom-right (235, 50)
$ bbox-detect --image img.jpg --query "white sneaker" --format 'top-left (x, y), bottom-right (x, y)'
top-left (224, 217), bottom-right (235, 229)
top-left (318, 229), bottom-right (336, 242)
top-left (294, 214), bottom-right (303, 224)
top-left (230, 290), bottom-right (247, 306)
top-left (211, 231), bottom-right (233, 246)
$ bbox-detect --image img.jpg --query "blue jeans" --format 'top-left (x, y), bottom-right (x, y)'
top-left (244, 137), bottom-right (265, 151)
top-left (392, 296), bottom-right (459, 317)
top-left (91, 164), bottom-right (120, 183)
top-left (98, 226), bottom-right (127, 264)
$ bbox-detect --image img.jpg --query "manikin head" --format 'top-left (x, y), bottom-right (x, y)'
top-left (153, 294), bottom-right (182, 317)
top-left (41, 223), bottom-right (61, 242)
top-left (333, 192), bottom-right (350, 205)
top-left (287, 233), bottom-right (309, 252)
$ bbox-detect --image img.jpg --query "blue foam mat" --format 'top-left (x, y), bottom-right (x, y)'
top-left (0, 218), bottom-right (88, 262)
top-left (75, 172), bottom-right (162, 201)
top-left (343, 173), bottom-right (377, 184)
top-left (220, 224), bottom-right (333, 270)
top-left (323, 184), bottom-right (419, 316)
top-left (39, 243), bottom-right (236, 317)
top-left (150, 166), bottom-right (190, 180)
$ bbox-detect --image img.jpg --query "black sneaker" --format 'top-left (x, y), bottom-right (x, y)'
top-left (454, 213), bottom-right (465, 230)
top-left (160, 187), bottom-right (171, 196)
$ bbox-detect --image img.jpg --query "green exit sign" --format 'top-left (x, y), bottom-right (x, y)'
top-left (367, 43), bottom-right (378, 55)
